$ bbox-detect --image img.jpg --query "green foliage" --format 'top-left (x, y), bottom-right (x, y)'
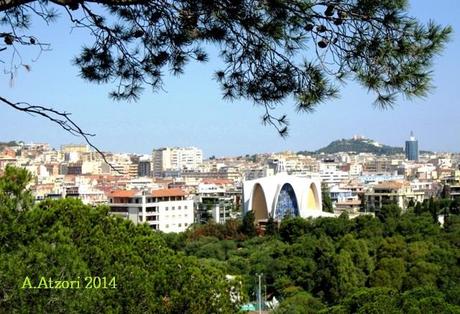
top-left (332, 287), bottom-right (401, 314)
top-left (0, 169), bottom-right (242, 313)
top-left (0, 164), bottom-right (33, 211)
top-left (317, 138), bottom-right (405, 155)
top-left (370, 258), bottom-right (405, 290)
top-left (321, 183), bottom-right (334, 213)
top-left (182, 203), bottom-right (459, 311)
top-left (279, 216), bottom-right (310, 243)
top-left (396, 212), bottom-right (441, 241)
top-left (354, 214), bottom-right (384, 239)
top-left (265, 216), bottom-right (279, 237)
top-left (400, 287), bottom-right (460, 314)
top-left (0, 141), bottom-right (20, 150)
top-left (2, 167), bottom-right (460, 312)
top-left (240, 211), bottom-right (257, 237)
top-left (274, 291), bottom-right (325, 314)
top-left (376, 204), bottom-right (401, 222)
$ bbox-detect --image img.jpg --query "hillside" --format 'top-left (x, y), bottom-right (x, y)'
top-left (315, 138), bottom-right (404, 155)
top-left (0, 141), bottom-right (21, 150)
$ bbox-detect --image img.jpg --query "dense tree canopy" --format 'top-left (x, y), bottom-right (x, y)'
top-left (0, 0), bottom-right (452, 136)
top-left (1, 166), bottom-right (460, 312)
top-left (0, 167), bottom-right (242, 313)
top-left (174, 204), bottom-right (460, 312)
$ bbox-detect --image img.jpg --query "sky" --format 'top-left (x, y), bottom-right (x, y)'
top-left (1, 1), bottom-right (459, 157)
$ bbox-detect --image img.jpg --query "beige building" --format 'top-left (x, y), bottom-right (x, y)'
top-left (60, 144), bottom-right (90, 154)
top-left (365, 181), bottom-right (424, 211)
top-left (335, 199), bottom-right (362, 214)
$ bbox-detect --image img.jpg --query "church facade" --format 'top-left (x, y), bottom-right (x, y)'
top-left (243, 173), bottom-right (334, 223)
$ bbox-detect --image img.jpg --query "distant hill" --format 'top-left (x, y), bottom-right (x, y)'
top-left (0, 141), bottom-right (22, 151)
top-left (306, 137), bottom-right (434, 155)
top-left (0, 141), bottom-right (21, 150)
top-left (314, 138), bottom-right (404, 155)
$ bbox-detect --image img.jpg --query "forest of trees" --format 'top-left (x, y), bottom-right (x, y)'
top-left (0, 166), bottom-right (242, 313)
top-left (1, 165), bottom-right (459, 313)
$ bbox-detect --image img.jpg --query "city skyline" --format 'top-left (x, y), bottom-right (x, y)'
top-left (1, 1), bottom-right (459, 156)
top-left (2, 2), bottom-right (459, 312)
top-left (2, 132), bottom-right (459, 158)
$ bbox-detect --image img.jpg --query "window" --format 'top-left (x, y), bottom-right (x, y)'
top-left (184, 205), bottom-right (187, 209)
top-left (178, 206), bottom-right (181, 210)
top-left (172, 206), bottom-right (175, 210)
top-left (165, 224), bottom-right (169, 228)
top-left (165, 207), bottom-right (168, 211)
top-left (178, 223), bottom-right (182, 227)
top-left (184, 223), bottom-right (188, 227)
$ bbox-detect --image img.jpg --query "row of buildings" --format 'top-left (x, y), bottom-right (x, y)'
top-left (1, 139), bottom-right (459, 231)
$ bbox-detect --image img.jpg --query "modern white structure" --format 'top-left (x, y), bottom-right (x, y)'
top-left (152, 147), bottom-right (203, 176)
top-left (108, 188), bottom-right (194, 233)
top-left (243, 173), bottom-right (334, 223)
top-left (319, 169), bottom-right (350, 187)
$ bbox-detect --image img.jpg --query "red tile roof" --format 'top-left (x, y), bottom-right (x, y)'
top-left (151, 188), bottom-right (186, 197)
top-left (374, 181), bottom-right (408, 190)
top-left (109, 190), bottom-right (137, 197)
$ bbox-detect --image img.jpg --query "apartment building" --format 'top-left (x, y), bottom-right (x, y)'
top-left (195, 179), bottom-right (240, 223)
top-left (320, 170), bottom-right (350, 187)
top-left (108, 188), bottom-right (194, 233)
top-left (152, 147), bottom-right (203, 177)
top-left (60, 144), bottom-right (90, 154)
top-left (365, 181), bottom-right (424, 211)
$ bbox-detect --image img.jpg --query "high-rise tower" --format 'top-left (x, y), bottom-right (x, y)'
top-left (405, 131), bottom-right (419, 161)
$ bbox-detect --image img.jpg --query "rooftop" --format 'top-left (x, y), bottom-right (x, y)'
top-left (201, 178), bottom-right (233, 185)
top-left (151, 188), bottom-right (186, 197)
top-left (109, 190), bottom-right (137, 198)
top-left (108, 188), bottom-right (187, 198)
top-left (373, 181), bottom-right (408, 190)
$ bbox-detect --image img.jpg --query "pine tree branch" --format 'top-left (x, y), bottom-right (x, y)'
top-left (0, 95), bottom-right (121, 174)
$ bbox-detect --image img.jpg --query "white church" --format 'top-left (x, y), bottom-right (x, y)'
top-left (243, 165), bottom-right (336, 223)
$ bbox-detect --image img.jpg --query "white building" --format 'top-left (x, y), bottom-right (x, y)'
top-left (82, 161), bottom-right (111, 175)
top-left (243, 173), bottom-right (335, 224)
top-left (126, 177), bottom-right (161, 191)
top-left (152, 147), bottom-right (203, 176)
top-left (195, 179), bottom-right (239, 224)
top-left (320, 169), bottom-right (350, 187)
top-left (108, 188), bottom-right (194, 233)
